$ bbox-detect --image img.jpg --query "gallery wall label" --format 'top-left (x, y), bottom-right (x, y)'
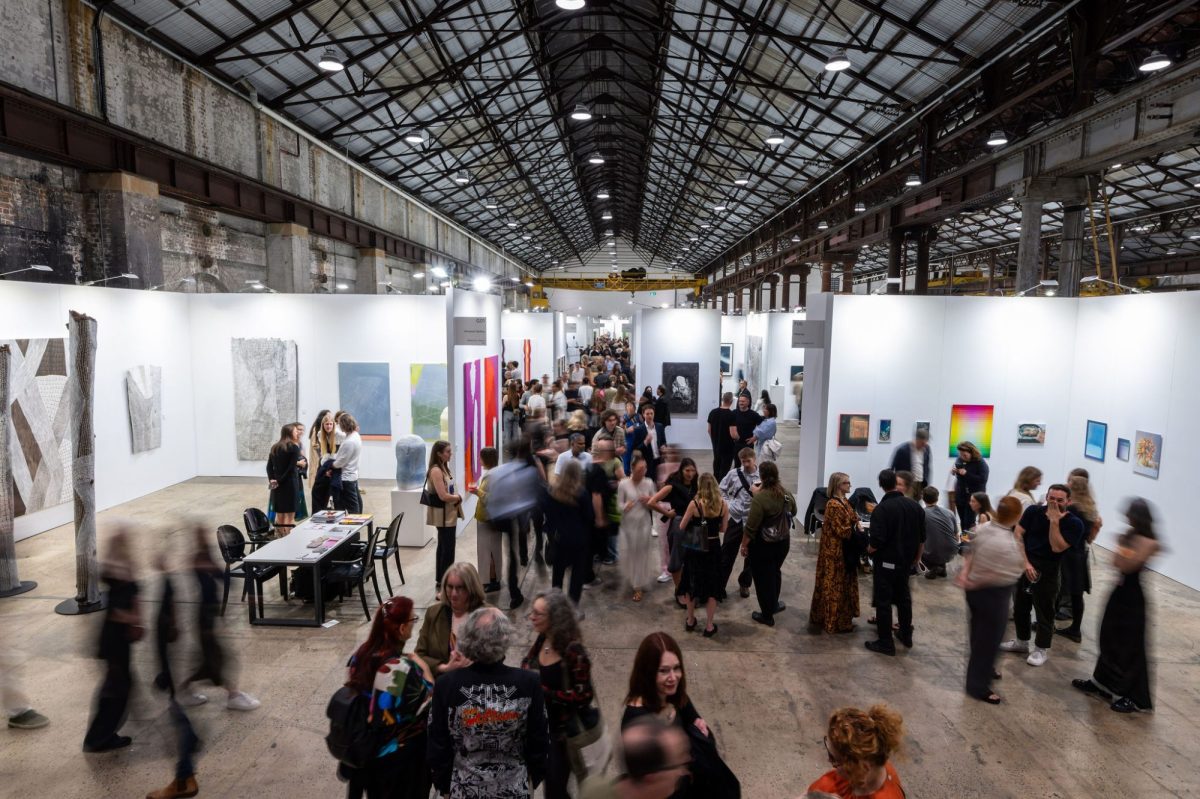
top-left (792, 320), bottom-right (825, 348)
top-left (453, 316), bottom-right (488, 346)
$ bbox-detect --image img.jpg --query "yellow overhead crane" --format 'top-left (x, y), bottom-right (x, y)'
top-left (529, 275), bottom-right (704, 308)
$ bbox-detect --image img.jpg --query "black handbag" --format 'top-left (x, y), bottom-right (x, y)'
top-left (840, 500), bottom-right (869, 573)
top-left (419, 474), bottom-right (444, 508)
top-left (680, 499), bottom-right (709, 552)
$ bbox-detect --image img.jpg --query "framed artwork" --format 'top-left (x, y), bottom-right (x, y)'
top-left (463, 356), bottom-right (500, 491)
top-left (914, 421), bottom-right (930, 437)
top-left (948, 405), bottom-right (993, 457)
top-left (878, 419), bottom-right (892, 443)
top-left (746, 335), bottom-right (763, 392)
top-left (410, 363), bottom-right (447, 441)
top-left (231, 337), bottom-right (298, 461)
top-left (789, 365), bottom-right (804, 382)
top-left (1084, 419), bottom-right (1107, 461)
top-left (1133, 431), bottom-right (1162, 479)
top-left (126, 364), bottom-right (163, 453)
top-left (839, 413), bottom-right (870, 447)
top-left (1116, 438), bottom-right (1131, 461)
top-left (1017, 423), bottom-right (1046, 444)
top-left (719, 343), bottom-right (733, 376)
top-left (339, 362), bottom-right (392, 439)
top-left (662, 362), bottom-right (699, 414)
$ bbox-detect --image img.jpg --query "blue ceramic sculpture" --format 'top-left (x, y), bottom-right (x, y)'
top-left (395, 434), bottom-right (426, 490)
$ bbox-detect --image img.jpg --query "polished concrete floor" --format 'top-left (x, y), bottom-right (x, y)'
top-left (3, 423), bottom-right (1200, 798)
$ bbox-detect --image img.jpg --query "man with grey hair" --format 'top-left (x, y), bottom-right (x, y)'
top-left (554, 432), bottom-right (592, 476)
top-left (428, 607), bottom-right (549, 798)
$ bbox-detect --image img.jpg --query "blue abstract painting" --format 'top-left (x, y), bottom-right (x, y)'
top-left (338, 362), bottom-right (391, 439)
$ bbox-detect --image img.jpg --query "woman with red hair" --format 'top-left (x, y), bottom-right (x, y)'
top-left (341, 596), bottom-right (434, 799)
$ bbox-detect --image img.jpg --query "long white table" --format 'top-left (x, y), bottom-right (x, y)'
top-left (242, 515), bottom-right (373, 627)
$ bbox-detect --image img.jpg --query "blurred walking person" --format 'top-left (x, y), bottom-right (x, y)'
top-left (84, 526), bottom-right (142, 753)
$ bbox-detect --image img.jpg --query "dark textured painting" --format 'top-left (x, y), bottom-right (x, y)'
top-left (662, 362), bottom-right (699, 415)
top-left (339, 362), bottom-right (392, 439)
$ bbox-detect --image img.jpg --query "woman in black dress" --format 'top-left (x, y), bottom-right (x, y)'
top-left (648, 459), bottom-right (699, 603)
top-left (266, 423), bottom-right (306, 536)
top-left (678, 474), bottom-right (729, 638)
top-left (952, 441), bottom-right (989, 532)
top-left (84, 527), bottom-right (142, 752)
top-left (622, 632), bottom-right (738, 799)
top-left (1072, 498), bottom-right (1160, 713)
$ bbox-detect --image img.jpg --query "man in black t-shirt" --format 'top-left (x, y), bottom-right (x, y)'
top-left (728, 393), bottom-right (761, 453)
top-left (1000, 484), bottom-right (1086, 667)
top-left (865, 469), bottom-right (926, 655)
top-left (706, 392), bottom-right (737, 478)
top-left (587, 439), bottom-right (625, 576)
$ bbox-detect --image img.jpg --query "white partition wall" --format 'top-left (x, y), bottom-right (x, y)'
top-left (500, 311), bottom-right (555, 383)
top-left (719, 314), bottom-right (746, 397)
top-left (2, 283), bottom-right (197, 541)
top-left (189, 293), bottom-right (448, 482)
top-left (635, 308), bottom-right (721, 449)
top-left (763, 311), bottom-right (806, 420)
top-left (446, 288), bottom-right (502, 520)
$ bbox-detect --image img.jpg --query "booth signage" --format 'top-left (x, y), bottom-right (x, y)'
top-left (453, 316), bottom-right (488, 345)
top-left (791, 320), bottom-right (825, 348)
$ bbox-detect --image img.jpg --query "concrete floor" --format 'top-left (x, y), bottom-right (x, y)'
top-left (3, 422), bottom-right (1200, 798)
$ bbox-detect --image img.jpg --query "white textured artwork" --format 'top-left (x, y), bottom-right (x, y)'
top-left (746, 335), bottom-right (764, 394)
top-left (231, 338), bottom-right (298, 460)
top-left (125, 365), bottom-right (162, 453)
top-left (2, 338), bottom-right (72, 516)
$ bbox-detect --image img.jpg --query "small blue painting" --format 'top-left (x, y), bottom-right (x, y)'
top-left (1084, 419), bottom-right (1107, 462)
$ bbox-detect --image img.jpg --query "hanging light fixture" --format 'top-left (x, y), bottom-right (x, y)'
top-left (505, 219), bottom-right (519, 227)
top-left (605, 229), bottom-right (614, 237)
top-left (317, 48), bottom-right (345, 72)
top-left (1138, 50), bottom-right (1172, 72)
top-left (854, 201), bottom-right (866, 213)
top-left (734, 175), bottom-right (750, 186)
top-left (764, 130), bottom-right (785, 146)
top-left (484, 197), bottom-right (499, 210)
top-left (555, 0), bottom-right (585, 9)
top-left (817, 220), bottom-right (829, 231)
top-left (522, 233), bottom-right (533, 240)
top-left (712, 203), bottom-right (727, 211)
top-left (403, 129), bottom-right (427, 145)
top-left (790, 234), bottom-right (801, 243)
top-left (986, 129), bottom-right (1009, 147)
top-left (570, 103), bottom-right (592, 121)
top-left (596, 188), bottom-right (610, 199)
top-left (601, 211), bottom-right (613, 220)
top-left (588, 153), bottom-right (605, 165)
top-left (904, 174), bottom-right (922, 187)
top-left (453, 170), bottom-right (470, 185)
top-left (824, 49), bottom-right (851, 72)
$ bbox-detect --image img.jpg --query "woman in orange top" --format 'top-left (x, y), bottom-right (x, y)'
top-left (807, 704), bottom-right (906, 799)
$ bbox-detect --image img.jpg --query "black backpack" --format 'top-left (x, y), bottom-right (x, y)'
top-left (325, 684), bottom-right (383, 769)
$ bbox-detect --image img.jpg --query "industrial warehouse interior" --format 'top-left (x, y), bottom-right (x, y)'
top-left (2, 1), bottom-right (1199, 798)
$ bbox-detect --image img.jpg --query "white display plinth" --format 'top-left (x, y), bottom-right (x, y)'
top-left (391, 489), bottom-right (433, 548)
top-left (768, 385), bottom-right (786, 415)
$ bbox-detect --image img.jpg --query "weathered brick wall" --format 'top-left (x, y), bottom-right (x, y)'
top-left (0, 152), bottom-right (87, 280)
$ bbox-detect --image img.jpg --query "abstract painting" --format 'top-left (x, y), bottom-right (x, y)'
top-left (878, 419), bottom-right (892, 443)
top-left (125, 365), bottom-right (162, 453)
top-left (662, 362), bottom-right (699, 415)
top-left (2, 338), bottom-right (71, 516)
top-left (338, 362), bottom-right (391, 440)
top-left (1133, 431), bottom-right (1162, 479)
top-left (789, 365), bottom-right (804, 382)
top-left (1017, 423), bottom-right (1046, 444)
top-left (1116, 437), bottom-right (1131, 462)
top-left (1084, 420), bottom-right (1107, 462)
top-left (463, 355), bottom-right (500, 491)
top-left (719, 343), bottom-right (733, 376)
top-left (746, 335), bottom-right (763, 393)
top-left (501, 338), bottom-right (534, 384)
top-left (409, 363), bottom-right (447, 442)
top-left (838, 413), bottom-right (870, 447)
top-left (948, 405), bottom-right (993, 458)
top-left (231, 338), bottom-right (298, 461)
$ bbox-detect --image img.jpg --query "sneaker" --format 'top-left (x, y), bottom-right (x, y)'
top-left (999, 639), bottom-right (1029, 654)
top-left (651, 529), bottom-right (659, 537)
top-left (656, 572), bottom-right (672, 584)
top-left (1110, 697), bottom-right (1147, 714)
top-left (1026, 647), bottom-right (1048, 667)
top-left (7, 709), bottom-right (49, 730)
top-left (176, 691), bottom-right (208, 707)
top-left (226, 692), bottom-right (261, 711)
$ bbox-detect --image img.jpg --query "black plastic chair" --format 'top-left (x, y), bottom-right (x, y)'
top-left (216, 525), bottom-right (280, 616)
top-left (242, 508), bottom-right (274, 552)
top-left (325, 525), bottom-right (384, 620)
top-left (374, 513), bottom-right (407, 594)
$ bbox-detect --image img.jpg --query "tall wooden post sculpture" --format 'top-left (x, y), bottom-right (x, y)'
top-left (55, 312), bottom-right (105, 614)
top-left (0, 345), bottom-right (37, 598)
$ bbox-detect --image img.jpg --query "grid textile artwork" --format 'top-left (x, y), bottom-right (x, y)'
top-left (2, 338), bottom-right (72, 516)
top-left (231, 338), bottom-right (298, 461)
top-left (462, 356), bottom-right (499, 491)
top-left (125, 365), bottom-right (163, 453)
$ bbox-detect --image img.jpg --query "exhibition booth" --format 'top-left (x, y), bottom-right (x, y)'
top-left (798, 292), bottom-right (1200, 591)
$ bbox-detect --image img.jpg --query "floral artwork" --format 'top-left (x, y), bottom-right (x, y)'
top-left (1132, 431), bottom-right (1162, 479)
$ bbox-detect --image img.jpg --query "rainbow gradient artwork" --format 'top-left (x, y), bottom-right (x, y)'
top-left (948, 404), bottom-right (994, 457)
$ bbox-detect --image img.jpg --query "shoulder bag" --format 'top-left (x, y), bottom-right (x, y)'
top-left (419, 472), bottom-right (445, 508)
top-left (680, 499), bottom-right (710, 552)
top-left (560, 648), bottom-right (613, 780)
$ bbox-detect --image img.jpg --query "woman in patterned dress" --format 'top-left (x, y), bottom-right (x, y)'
top-left (808, 472), bottom-right (861, 634)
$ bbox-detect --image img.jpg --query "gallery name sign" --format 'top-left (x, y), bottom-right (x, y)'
top-left (453, 316), bottom-right (488, 346)
top-left (792, 320), bottom-right (825, 348)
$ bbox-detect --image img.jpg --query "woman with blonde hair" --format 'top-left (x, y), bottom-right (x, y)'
top-left (956, 496), bottom-right (1026, 704)
top-left (309, 410), bottom-right (336, 512)
top-left (1006, 466), bottom-right (1043, 509)
top-left (415, 562), bottom-right (488, 678)
top-left (618, 453), bottom-right (657, 603)
top-left (1056, 474), bottom-right (1102, 643)
top-left (678, 473), bottom-right (729, 637)
top-left (808, 472), bottom-right (860, 635)
top-left (808, 704), bottom-right (906, 798)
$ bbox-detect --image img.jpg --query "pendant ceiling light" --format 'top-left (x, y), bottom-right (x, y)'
top-left (403, 130), bottom-right (426, 145)
top-left (596, 188), bottom-right (610, 199)
top-left (484, 197), bottom-right (499, 210)
top-left (1138, 50), bottom-right (1171, 72)
top-left (588, 153), bottom-right (605, 164)
top-left (824, 49), bottom-right (851, 72)
top-left (453, 170), bottom-right (470, 185)
top-left (317, 48), bottom-right (344, 72)
top-left (601, 211), bottom-right (613, 220)
top-left (817, 220), bottom-right (829, 231)
top-left (904, 174), bottom-right (922, 187)
top-left (854, 201), bottom-right (866, 213)
top-left (734, 176), bottom-right (750, 186)
top-left (986, 129), bottom-right (1009, 146)
top-left (555, 0), bottom-right (585, 9)
top-left (764, 130), bottom-right (785, 146)
top-left (570, 103), bottom-right (592, 121)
